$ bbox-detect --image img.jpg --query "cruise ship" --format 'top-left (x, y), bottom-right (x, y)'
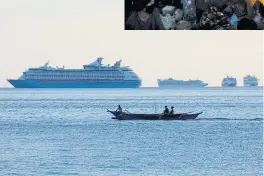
top-left (221, 76), bottom-right (237, 87)
top-left (243, 75), bottom-right (258, 87)
top-left (7, 58), bottom-right (142, 88)
top-left (157, 78), bottom-right (208, 87)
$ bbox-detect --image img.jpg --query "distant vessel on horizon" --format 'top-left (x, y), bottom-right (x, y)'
top-left (243, 75), bottom-right (258, 87)
top-left (222, 76), bottom-right (237, 87)
top-left (157, 78), bottom-right (208, 87)
top-left (7, 58), bottom-right (142, 88)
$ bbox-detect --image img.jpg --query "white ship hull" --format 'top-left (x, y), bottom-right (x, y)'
top-left (158, 84), bottom-right (208, 88)
top-left (244, 83), bottom-right (258, 87)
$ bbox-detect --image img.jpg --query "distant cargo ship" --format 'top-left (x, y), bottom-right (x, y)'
top-left (243, 75), bottom-right (258, 87)
top-left (7, 57), bottom-right (142, 88)
top-left (222, 76), bottom-right (237, 87)
top-left (157, 78), bottom-right (208, 87)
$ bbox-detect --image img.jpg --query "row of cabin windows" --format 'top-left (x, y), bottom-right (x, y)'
top-left (26, 74), bottom-right (123, 78)
top-left (30, 74), bottom-right (122, 76)
top-left (26, 75), bottom-right (124, 79)
top-left (26, 73), bottom-right (123, 77)
top-left (26, 78), bottom-right (124, 80)
top-left (26, 76), bottom-right (124, 79)
top-left (29, 71), bottom-right (122, 76)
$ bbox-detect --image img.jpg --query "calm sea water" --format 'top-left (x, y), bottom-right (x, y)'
top-left (0, 87), bottom-right (263, 176)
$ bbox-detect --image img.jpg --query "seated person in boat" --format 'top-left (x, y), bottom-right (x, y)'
top-left (116, 105), bottom-right (123, 114)
top-left (169, 106), bottom-right (174, 114)
top-left (125, 0), bottom-right (165, 30)
top-left (163, 106), bottom-right (169, 114)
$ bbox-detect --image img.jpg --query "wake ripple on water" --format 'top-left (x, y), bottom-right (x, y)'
top-left (196, 117), bottom-right (263, 121)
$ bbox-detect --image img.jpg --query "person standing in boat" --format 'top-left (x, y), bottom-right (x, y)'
top-left (163, 106), bottom-right (169, 114)
top-left (169, 106), bottom-right (174, 114)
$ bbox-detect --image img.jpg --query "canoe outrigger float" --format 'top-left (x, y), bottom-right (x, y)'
top-left (107, 109), bottom-right (202, 120)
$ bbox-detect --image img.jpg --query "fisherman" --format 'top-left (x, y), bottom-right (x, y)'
top-left (116, 105), bottom-right (123, 114)
top-left (163, 106), bottom-right (169, 114)
top-left (169, 106), bottom-right (174, 114)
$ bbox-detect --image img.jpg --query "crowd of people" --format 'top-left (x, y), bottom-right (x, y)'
top-left (125, 0), bottom-right (264, 30)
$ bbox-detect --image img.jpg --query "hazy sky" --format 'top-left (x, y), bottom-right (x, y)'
top-left (0, 0), bottom-right (263, 87)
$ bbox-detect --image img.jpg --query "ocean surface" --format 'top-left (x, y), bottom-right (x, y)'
top-left (0, 87), bottom-right (263, 176)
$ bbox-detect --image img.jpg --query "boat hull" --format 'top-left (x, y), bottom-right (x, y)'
top-left (158, 84), bottom-right (208, 88)
top-left (222, 83), bottom-right (237, 87)
top-left (7, 79), bottom-right (141, 88)
top-left (107, 110), bottom-right (202, 120)
top-left (244, 83), bottom-right (258, 87)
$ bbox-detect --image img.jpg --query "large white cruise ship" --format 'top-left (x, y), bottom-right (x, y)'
top-left (7, 57), bottom-right (142, 88)
top-left (222, 76), bottom-right (237, 87)
top-left (243, 75), bottom-right (258, 87)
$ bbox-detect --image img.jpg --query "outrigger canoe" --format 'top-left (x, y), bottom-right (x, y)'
top-left (107, 110), bottom-right (202, 120)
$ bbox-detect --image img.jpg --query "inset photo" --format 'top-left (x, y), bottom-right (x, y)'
top-left (125, 0), bottom-right (264, 30)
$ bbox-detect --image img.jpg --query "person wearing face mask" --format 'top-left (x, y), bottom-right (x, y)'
top-left (125, 0), bottom-right (165, 30)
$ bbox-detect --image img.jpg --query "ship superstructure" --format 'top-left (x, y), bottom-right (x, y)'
top-left (243, 75), bottom-right (258, 87)
top-left (222, 76), bottom-right (237, 87)
top-left (7, 58), bottom-right (141, 88)
top-left (158, 78), bottom-right (208, 87)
